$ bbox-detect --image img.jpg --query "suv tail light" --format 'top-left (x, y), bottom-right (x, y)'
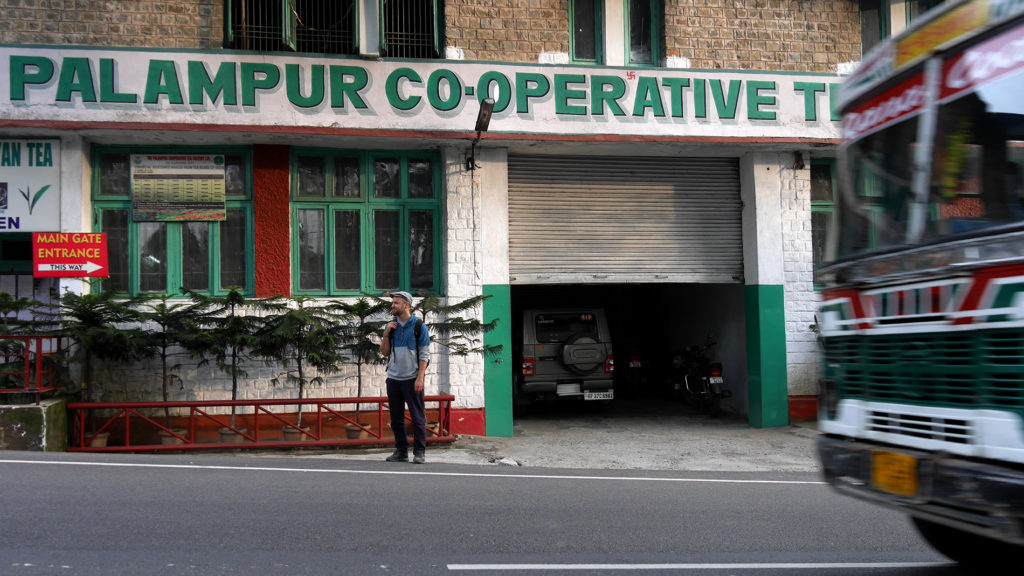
top-left (710, 364), bottom-right (722, 377)
top-left (605, 355), bottom-right (614, 374)
top-left (522, 357), bottom-right (535, 377)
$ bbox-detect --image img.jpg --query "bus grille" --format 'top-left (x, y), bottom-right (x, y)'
top-left (867, 411), bottom-right (972, 444)
top-left (822, 329), bottom-right (1024, 419)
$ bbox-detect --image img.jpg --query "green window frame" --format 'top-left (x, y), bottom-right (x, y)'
top-left (90, 146), bottom-right (255, 296)
top-left (811, 160), bottom-right (837, 279)
top-left (225, 0), bottom-right (359, 54)
top-left (380, 0), bottom-right (443, 58)
top-left (907, 0), bottom-right (946, 23)
top-left (290, 149), bottom-right (442, 296)
top-left (625, 0), bottom-right (660, 67)
top-left (570, 0), bottom-right (604, 65)
top-left (860, 0), bottom-right (890, 56)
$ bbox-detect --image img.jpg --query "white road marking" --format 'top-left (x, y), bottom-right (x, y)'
top-left (0, 459), bottom-right (825, 485)
top-left (446, 561), bottom-right (951, 571)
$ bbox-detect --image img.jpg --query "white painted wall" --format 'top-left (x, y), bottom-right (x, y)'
top-left (741, 151), bottom-right (818, 396)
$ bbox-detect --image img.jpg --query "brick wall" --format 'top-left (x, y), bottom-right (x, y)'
top-left (448, 0), bottom-right (861, 73)
top-left (0, 0), bottom-right (224, 49)
top-left (446, 0), bottom-right (568, 63)
top-left (664, 0), bottom-right (861, 72)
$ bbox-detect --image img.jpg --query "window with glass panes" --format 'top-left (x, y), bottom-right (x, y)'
top-left (91, 148), bottom-right (253, 295)
top-left (860, 0), bottom-right (888, 56)
top-left (627, 0), bottom-right (660, 66)
top-left (811, 160), bottom-right (837, 276)
top-left (571, 0), bottom-right (603, 64)
top-left (291, 150), bottom-right (441, 295)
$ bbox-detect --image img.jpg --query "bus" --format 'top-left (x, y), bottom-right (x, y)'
top-left (816, 0), bottom-right (1024, 567)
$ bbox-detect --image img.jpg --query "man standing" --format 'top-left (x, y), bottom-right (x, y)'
top-left (380, 291), bottom-right (431, 464)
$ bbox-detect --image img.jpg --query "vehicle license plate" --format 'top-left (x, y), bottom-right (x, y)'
top-left (585, 390), bottom-right (614, 401)
top-left (709, 376), bottom-right (724, 384)
top-left (871, 450), bottom-right (918, 497)
top-left (629, 361), bottom-right (642, 368)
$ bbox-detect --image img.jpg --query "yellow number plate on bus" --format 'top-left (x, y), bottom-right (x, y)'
top-left (870, 450), bottom-right (918, 497)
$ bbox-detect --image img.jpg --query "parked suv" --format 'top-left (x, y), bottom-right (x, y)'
top-left (515, 308), bottom-right (614, 405)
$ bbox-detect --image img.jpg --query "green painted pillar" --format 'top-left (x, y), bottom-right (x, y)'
top-left (483, 284), bottom-right (513, 436)
top-left (745, 285), bottom-right (789, 428)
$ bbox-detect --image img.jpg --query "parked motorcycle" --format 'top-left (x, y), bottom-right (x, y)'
top-left (669, 337), bottom-right (731, 417)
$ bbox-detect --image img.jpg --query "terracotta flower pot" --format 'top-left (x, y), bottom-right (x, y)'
top-left (281, 426), bottom-right (311, 442)
top-left (345, 423), bottom-right (372, 440)
top-left (218, 427), bottom-right (248, 443)
top-left (158, 428), bottom-right (187, 445)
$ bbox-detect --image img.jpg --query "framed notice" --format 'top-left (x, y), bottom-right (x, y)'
top-left (131, 154), bottom-right (226, 221)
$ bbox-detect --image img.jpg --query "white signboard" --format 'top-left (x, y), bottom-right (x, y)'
top-left (0, 47), bottom-right (841, 140)
top-left (0, 139), bottom-right (60, 233)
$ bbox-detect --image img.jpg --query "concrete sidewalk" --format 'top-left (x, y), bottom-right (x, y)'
top-left (317, 399), bottom-right (823, 472)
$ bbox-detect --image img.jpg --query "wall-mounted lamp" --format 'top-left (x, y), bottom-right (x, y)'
top-left (793, 151), bottom-right (805, 170)
top-left (467, 98), bottom-right (495, 171)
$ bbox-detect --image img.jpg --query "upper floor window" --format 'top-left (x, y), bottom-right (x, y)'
top-left (627, 0), bottom-right (660, 66)
top-left (907, 0), bottom-right (946, 23)
top-left (291, 150), bottom-right (441, 295)
top-left (227, 0), bottom-right (357, 54)
top-left (571, 0), bottom-right (604, 64)
top-left (860, 0), bottom-right (889, 56)
top-left (381, 0), bottom-right (443, 58)
top-left (92, 147), bottom-right (254, 296)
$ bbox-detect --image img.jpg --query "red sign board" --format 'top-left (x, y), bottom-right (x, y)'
top-left (32, 232), bottom-right (109, 278)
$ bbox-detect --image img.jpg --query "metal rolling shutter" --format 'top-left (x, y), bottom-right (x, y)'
top-left (508, 155), bottom-right (743, 284)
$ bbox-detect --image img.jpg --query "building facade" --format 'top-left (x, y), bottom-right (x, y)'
top-left (0, 1), bottom-right (946, 434)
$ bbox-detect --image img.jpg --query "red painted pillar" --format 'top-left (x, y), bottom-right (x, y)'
top-left (253, 145), bottom-right (291, 298)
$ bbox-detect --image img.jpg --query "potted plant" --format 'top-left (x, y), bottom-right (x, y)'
top-left (336, 296), bottom-right (391, 438)
top-left (132, 293), bottom-right (207, 441)
top-left (257, 296), bottom-right (349, 441)
top-left (184, 287), bottom-right (265, 442)
top-left (47, 284), bottom-right (147, 445)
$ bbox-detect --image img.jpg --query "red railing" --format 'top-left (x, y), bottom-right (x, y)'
top-left (0, 335), bottom-right (64, 402)
top-left (68, 395), bottom-right (456, 452)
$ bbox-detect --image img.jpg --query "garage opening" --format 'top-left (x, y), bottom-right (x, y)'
top-left (506, 155), bottom-right (746, 417)
top-left (510, 284), bottom-right (747, 416)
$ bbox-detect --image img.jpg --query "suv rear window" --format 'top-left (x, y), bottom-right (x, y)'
top-left (534, 313), bottom-right (599, 343)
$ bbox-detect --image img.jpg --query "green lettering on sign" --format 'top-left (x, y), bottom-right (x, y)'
top-left (240, 62), bottom-right (281, 107)
top-left (554, 74), bottom-right (586, 115)
top-left (661, 77), bottom-right (690, 118)
top-left (747, 80), bottom-right (776, 120)
top-left (591, 75), bottom-right (626, 116)
top-left (99, 59), bottom-right (136, 104)
top-left (693, 78), bottom-right (706, 118)
top-left (710, 79), bottom-right (741, 120)
top-left (477, 71), bottom-right (512, 112)
top-left (329, 66), bottom-right (369, 109)
top-left (793, 82), bottom-right (826, 121)
top-left (143, 60), bottom-right (184, 105)
top-left (286, 63), bottom-right (325, 108)
top-left (515, 72), bottom-right (549, 114)
top-left (188, 61), bottom-right (238, 106)
top-left (56, 57), bottom-right (96, 103)
top-left (427, 69), bottom-right (461, 112)
top-left (1, 142), bottom-right (21, 167)
top-left (632, 76), bottom-right (665, 117)
top-left (9, 55), bottom-right (54, 101)
top-left (386, 67), bottom-right (422, 111)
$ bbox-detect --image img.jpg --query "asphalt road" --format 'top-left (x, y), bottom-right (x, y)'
top-left (0, 451), bottom-right (958, 576)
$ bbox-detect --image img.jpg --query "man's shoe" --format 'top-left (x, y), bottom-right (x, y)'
top-left (413, 454), bottom-right (425, 464)
top-left (386, 451), bottom-right (408, 462)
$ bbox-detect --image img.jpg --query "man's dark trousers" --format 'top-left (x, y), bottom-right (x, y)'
top-left (387, 377), bottom-right (426, 456)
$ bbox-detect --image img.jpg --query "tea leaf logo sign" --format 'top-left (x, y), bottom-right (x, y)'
top-left (19, 184), bottom-right (50, 215)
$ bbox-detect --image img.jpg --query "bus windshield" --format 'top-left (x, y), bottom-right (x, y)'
top-left (833, 53), bottom-right (1024, 264)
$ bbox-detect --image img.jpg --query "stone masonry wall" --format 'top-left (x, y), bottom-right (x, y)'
top-left (445, 0), bottom-right (568, 63)
top-left (0, 0), bottom-right (224, 49)
top-left (664, 0), bottom-right (861, 72)
top-left (447, 0), bottom-right (861, 73)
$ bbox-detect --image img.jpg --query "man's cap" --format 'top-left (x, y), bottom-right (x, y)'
top-left (391, 291), bottom-right (414, 304)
